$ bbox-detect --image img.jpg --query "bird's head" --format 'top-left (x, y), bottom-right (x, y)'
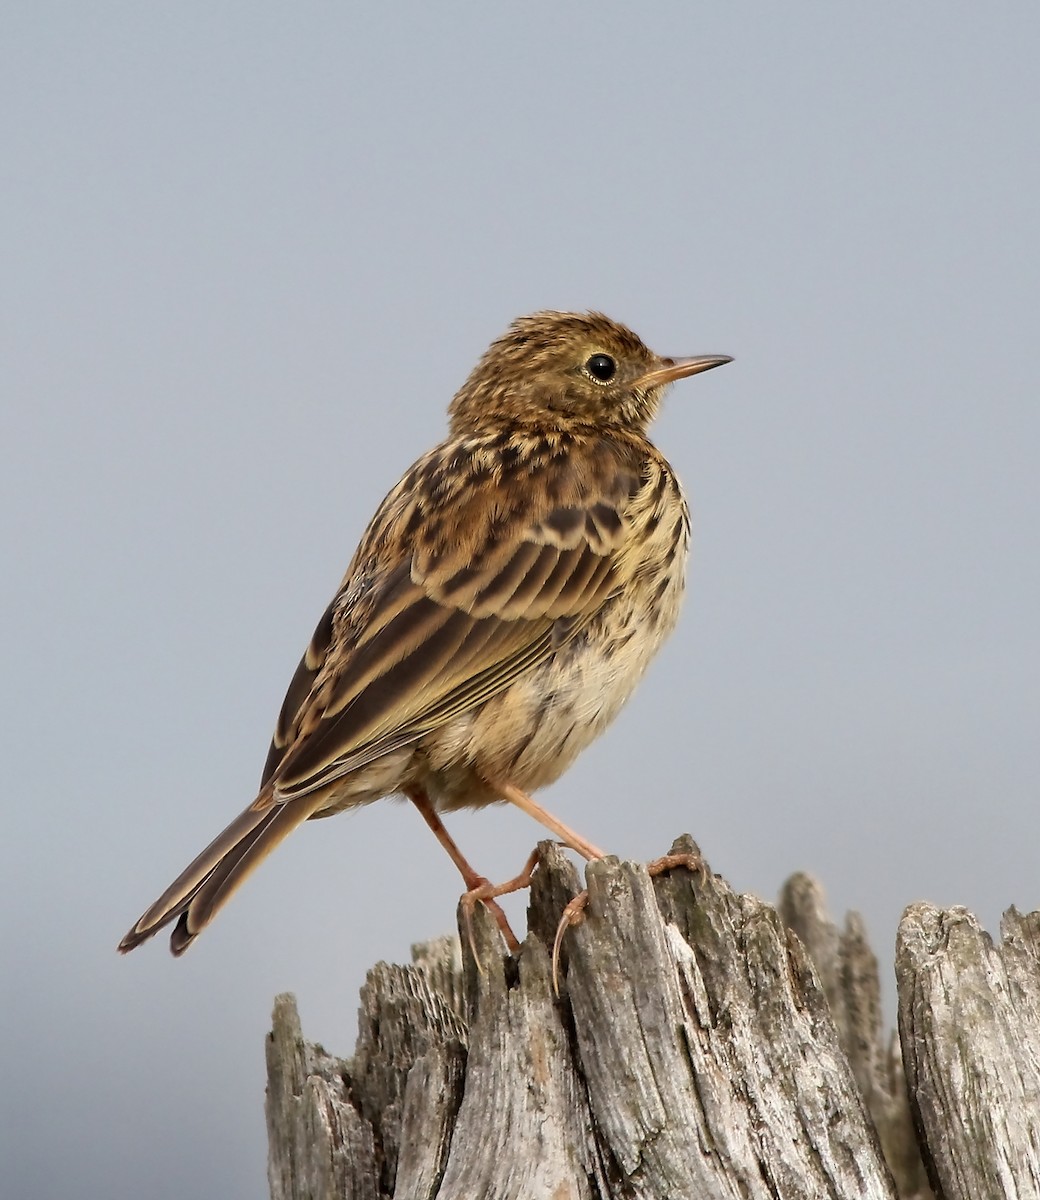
top-left (448, 310), bottom-right (730, 436)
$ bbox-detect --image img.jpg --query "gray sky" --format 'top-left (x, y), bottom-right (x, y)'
top-left (3, 5), bottom-right (1039, 1198)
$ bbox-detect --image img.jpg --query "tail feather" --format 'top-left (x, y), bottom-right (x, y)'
top-left (117, 791), bottom-right (322, 955)
top-left (168, 798), bottom-right (322, 955)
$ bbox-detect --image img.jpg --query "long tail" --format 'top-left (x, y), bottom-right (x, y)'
top-left (118, 790), bottom-right (324, 956)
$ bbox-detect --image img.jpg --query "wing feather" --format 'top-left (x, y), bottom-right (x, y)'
top-left (265, 438), bottom-right (641, 802)
top-left (120, 434), bottom-right (649, 954)
top-left (261, 597), bottom-right (337, 785)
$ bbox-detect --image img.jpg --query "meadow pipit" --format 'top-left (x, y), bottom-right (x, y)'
top-left (119, 311), bottom-right (730, 955)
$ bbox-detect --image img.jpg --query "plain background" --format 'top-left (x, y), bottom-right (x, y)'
top-left (3, 5), bottom-right (1038, 1198)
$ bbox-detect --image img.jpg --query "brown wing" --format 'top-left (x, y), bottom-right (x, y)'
top-left (266, 437), bottom-right (641, 800)
top-left (259, 597), bottom-right (336, 786)
top-left (118, 433), bottom-right (643, 954)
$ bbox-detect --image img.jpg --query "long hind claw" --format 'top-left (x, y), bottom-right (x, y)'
top-left (552, 890), bottom-right (589, 995)
top-left (550, 851), bottom-right (706, 993)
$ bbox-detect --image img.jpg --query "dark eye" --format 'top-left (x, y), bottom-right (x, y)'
top-left (585, 353), bottom-right (617, 382)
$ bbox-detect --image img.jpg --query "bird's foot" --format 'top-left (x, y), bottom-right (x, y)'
top-left (646, 849), bottom-right (707, 881)
top-left (460, 849), bottom-right (541, 964)
top-left (551, 849), bottom-right (707, 994)
top-left (552, 891), bottom-right (589, 995)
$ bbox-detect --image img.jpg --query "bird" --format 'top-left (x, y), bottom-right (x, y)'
top-left (118, 311), bottom-right (731, 956)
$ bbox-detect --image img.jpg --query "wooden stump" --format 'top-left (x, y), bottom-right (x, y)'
top-left (897, 904), bottom-right (1040, 1198)
top-left (265, 838), bottom-right (1038, 1199)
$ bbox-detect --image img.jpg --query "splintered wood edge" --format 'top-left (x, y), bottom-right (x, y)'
top-left (896, 902), bottom-right (1040, 1199)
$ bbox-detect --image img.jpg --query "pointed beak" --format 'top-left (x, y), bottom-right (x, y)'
top-left (637, 354), bottom-right (733, 388)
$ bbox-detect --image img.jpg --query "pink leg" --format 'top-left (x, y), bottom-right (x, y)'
top-left (407, 788), bottom-right (523, 952)
top-left (497, 781), bottom-right (607, 861)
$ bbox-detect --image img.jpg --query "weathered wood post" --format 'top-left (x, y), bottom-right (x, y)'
top-left (265, 837), bottom-right (1040, 1199)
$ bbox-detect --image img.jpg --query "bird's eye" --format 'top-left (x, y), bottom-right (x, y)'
top-left (585, 353), bottom-right (617, 382)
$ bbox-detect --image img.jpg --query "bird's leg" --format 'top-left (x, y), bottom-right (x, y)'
top-left (458, 848), bottom-right (541, 962)
top-left (491, 781), bottom-right (613, 990)
top-left (497, 781), bottom-right (607, 861)
top-left (406, 788), bottom-right (522, 953)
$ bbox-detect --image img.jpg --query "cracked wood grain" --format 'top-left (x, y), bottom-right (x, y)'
top-left (265, 838), bottom-right (1036, 1200)
top-left (897, 904), bottom-right (1040, 1200)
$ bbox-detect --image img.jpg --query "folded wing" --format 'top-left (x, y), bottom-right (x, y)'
top-left (119, 437), bottom-right (642, 953)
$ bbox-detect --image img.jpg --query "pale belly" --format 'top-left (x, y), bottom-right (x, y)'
top-left (413, 558), bottom-right (686, 812)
